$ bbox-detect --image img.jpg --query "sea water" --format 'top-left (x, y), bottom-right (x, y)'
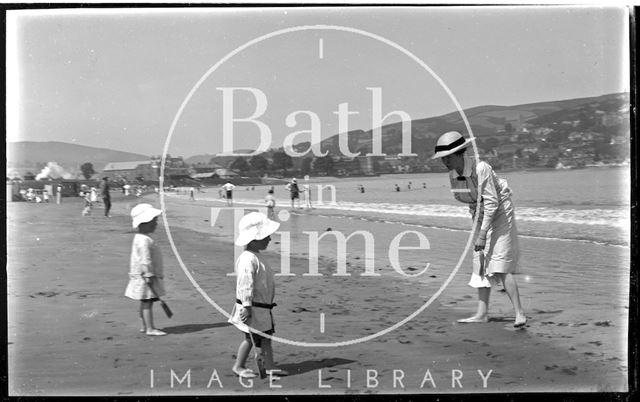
top-left (179, 167), bottom-right (630, 248)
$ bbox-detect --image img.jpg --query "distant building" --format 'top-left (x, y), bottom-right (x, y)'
top-left (602, 113), bottom-right (624, 127)
top-left (101, 159), bottom-right (190, 182)
top-left (610, 136), bottom-right (628, 145)
top-left (192, 164), bottom-right (223, 173)
top-left (190, 168), bottom-right (240, 181)
top-left (102, 161), bottom-right (157, 182)
top-left (495, 144), bottom-right (521, 158)
top-left (357, 155), bottom-right (380, 175)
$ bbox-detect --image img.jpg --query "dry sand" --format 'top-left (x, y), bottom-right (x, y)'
top-left (7, 193), bottom-right (630, 395)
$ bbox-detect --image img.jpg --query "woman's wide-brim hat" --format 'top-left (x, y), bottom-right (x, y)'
top-left (235, 212), bottom-right (280, 246)
top-left (431, 131), bottom-right (475, 159)
top-left (131, 203), bottom-right (163, 228)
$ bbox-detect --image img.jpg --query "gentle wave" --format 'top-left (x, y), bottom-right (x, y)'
top-left (306, 211), bottom-right (630, 249)
top-left (167, 193), bottom-right (628, 228)
top-left (165, 193), bottom-right (628, 246)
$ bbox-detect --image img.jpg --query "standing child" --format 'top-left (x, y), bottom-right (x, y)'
top-left (222, 181), bottom-right (235, 206)
top-left (265, 189), bottom-right (276, 220)
top-left (90, 187), bottom-right (98, 204)
top-left (125, 203), bottom-right (167, 336)
top-left (302, 183), bottom-right (312, 209)
top-left (81, 191), bottom-right (92, 216)
top-left (229, 212), bottom-right (288, 378)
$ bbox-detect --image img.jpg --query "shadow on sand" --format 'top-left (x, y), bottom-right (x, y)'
top-left (162, 322), bottom-right (231, 334)
top-left (278, 357), bottom-right (355, 376)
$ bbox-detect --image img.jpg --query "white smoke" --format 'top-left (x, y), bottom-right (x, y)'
top-left (35, 162), bottom-right (74, 181)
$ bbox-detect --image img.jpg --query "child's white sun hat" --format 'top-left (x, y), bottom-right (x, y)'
top-left (131, 203), bottom-right (163, 228)
top-left (235, 212), bottom-right (280, 246)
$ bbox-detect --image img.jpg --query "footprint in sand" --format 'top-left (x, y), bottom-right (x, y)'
top-left (594, 321), bottom-right (612, 327)
top-left (588, 341), bottom-right (603, 346)
top-left (34, 291), bottom-right (59, 298)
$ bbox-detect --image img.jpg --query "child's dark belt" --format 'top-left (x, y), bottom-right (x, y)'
top-left (236, 299), bottom-right (277, 309)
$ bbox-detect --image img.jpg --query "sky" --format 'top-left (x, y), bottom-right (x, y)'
top-left (6, 5), bottom-right (630, 158)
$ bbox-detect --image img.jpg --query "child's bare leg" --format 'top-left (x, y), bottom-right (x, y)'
top-left (141, 300), bottom-right (166, 335)
top-left (139, 302), bottom-right (146, 332)
top-left (262, 339), bottom-right (288, 375)
top-left (457, 287), bottom-right (490, 323)
top-left (261, 339), bottom-right (274, 368)
top-left (141, 301), bottom-right (153, 329)
top-left (232, 339), bottom-right (253, 372)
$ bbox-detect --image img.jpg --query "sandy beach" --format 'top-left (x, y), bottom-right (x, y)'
top-left (7, 192), bottom-right (629, 395)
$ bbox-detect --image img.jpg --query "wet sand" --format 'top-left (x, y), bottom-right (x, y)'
top-left (7, 193), bottom-right (629, 395)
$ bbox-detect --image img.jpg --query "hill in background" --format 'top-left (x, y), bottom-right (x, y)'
top-left (315, 92), bottom-right (629, 156)
top-left (7, 92), bottom-right (629, 174)
top-left (6, 141), bottom-right (149, 174)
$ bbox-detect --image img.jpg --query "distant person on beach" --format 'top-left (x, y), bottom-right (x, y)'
top-left (423, 182), bottom-right (427, 189)
top-left (90, 187), bottom-right (98, 204)
top-left (222, 181), bottom-right (235, 206)
top-left (286, 178), bottom-right (300, 209)
top-left (394, 184), bottom-right (400, 192)
top-left (189, 187), bottom-right (195, 201)
top-left (265, 189), bottom-right (276, 220)
top-left (302, 183), bottom-right (312, 209)
top-left (100, 177), bottom-right (111, 217)
top-left (42, 189), bottom-right (50, 203)
top-left (229, 212), bottom-right (288, 378)
top-left (56, 184), bottom-right (62, 204)
top-left (81, 190), bottom-right (92, 216)
top-left (408, 181), bottom-right (412, 190)
top-left (432, 131), bottom-right (526, 327)
top-left (125, 203), bottom-right (167, 336)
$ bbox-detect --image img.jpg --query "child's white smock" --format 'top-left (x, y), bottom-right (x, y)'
top-left (124, 233), bottom-right (166, 299)
top-left (449, 156), bottom-right (520, 288)
top-left (228, 250), bottom-right (276, 333)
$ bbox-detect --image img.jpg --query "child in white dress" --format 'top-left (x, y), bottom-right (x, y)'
top-left (228, 212), bottom-right (288, 378)
top-left (124, 203), bottom-right (167, 336)
top-left (265, 189), bottom-right (276, 220)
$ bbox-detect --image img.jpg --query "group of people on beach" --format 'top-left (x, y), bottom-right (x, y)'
top-left (123, 130), bottom-right (526, 379)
